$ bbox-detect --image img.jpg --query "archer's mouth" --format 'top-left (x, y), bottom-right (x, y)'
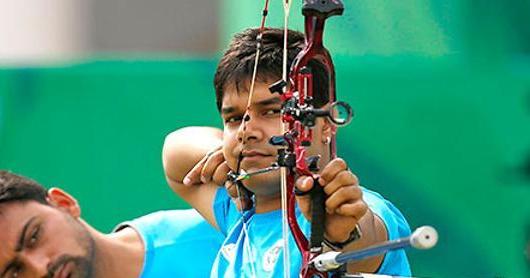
top-left (240, 149), bottom-right (274, 161)
top-left (242, 154), bottom-right (273, 163)
top-left (53, 261), bottom-right (74, 278)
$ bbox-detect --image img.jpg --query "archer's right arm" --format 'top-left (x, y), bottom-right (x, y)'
top-left (162, 126), bottom-right (225, 229)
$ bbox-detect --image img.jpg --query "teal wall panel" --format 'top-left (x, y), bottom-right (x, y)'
top-left (0, 61), bottom-right (222, 232)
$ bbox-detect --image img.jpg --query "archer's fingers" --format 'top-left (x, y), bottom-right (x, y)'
top-left (183, 155), bottom-right (208, 185)
top-left (200, 150), bottom-right (225, 184)
top-left (318, 158), bottom-right (348, 185)
top-left (322, 171), bottom-right (359, 196)
top-left (212, 161), bottom-right (231, 186)
top-left (296, 175), bottom-right (315, 193)
top-left (334, 201), bottom-right (368, 219)
top-left (295, 176), bottom-right (314, 220)
top-left (325, 185), bottom-right (363, 214)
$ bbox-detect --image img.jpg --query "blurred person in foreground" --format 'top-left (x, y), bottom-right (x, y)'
top-left (0, 170), bottom-right (222, 278)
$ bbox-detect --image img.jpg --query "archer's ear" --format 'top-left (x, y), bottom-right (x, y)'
top-left (46, 188), bottom-right (81, 218)
top-left (320, 117), bottom-right (335, 144)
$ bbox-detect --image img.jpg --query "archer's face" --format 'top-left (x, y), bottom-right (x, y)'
top-left (221, 80), bottom-right (329, 197)
top-left (0, 201), bottom-right (95, 278)
top-left (221, 80), bottom-right (283, 196)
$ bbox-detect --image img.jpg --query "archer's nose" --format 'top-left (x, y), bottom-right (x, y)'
top-left (236, 113), bottom-right (262, 144)
top-left (20, 251), bottom-right (51, 277)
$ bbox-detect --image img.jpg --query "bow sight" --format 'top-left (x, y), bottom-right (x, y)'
top-left (269, 72), bottom-right (353, 129)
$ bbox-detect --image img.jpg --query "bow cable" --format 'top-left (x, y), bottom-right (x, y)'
top-left (280, 1), bottom-right (293, 278)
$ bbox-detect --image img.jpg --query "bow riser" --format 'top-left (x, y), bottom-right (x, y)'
top-left (280, 3), bottom-right (344, 277)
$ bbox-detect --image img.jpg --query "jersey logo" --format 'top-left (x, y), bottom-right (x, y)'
top-left (221, 243), bottom-right (237, 262)
top-left (262, 240), bottom-right (283, 272)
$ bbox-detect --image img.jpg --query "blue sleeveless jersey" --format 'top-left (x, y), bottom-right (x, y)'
top-left (211, 187), bottom-right (411, 277)
top-left (115, 209), bottom-right (224, 278)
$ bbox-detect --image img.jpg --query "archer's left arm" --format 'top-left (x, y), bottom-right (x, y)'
top-left (295, 158), bottom-right (388, 273)
top-left (341, 207), bottom-right (388, 272)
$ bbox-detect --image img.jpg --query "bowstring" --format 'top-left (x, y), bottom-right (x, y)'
top-left (234, 1), bottom-right (271, 277)
top-left (235, 1), bottom-right (296, 276)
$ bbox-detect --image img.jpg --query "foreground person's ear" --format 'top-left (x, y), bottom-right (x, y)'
top-left (47, 188), bottom-right (81, 217)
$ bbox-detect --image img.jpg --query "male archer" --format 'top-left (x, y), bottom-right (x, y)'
top-left (163, 28), bottom-right (411, 277)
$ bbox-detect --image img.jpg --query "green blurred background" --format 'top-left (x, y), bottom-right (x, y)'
top-left (1, 1), bottom-right (530, 277)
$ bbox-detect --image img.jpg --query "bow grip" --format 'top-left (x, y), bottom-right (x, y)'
top-left (309, 177), bottom-right (326, 251)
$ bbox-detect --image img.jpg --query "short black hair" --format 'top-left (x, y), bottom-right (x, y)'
top-left (0, 170), bottom-right (48, 207)
top-left (213, 27), bottom-right (330, 111)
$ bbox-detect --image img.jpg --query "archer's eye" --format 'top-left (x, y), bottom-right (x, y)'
top-left (27, 225), bottom-right (41, 248)
top-left (224, 115), bottom-right (243, 125)
top-left (7, 265), bottom-right (22, 278)
top-left (263, 109), bottom-right (281, 117)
